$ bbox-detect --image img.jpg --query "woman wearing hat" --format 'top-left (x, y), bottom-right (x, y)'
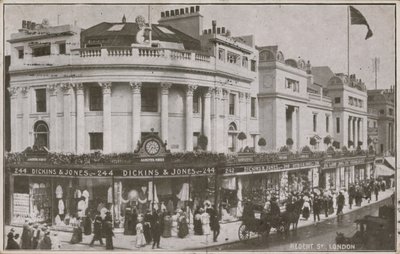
top-left (6, 229), bottom-right (20, 250)
top-left (193, 207), bottom-right (203, 235)
top-left (177, 211), bottom-right (189, 238)
top-left (38, 230), bottom-right (52, 250)
top-left (103, 212), bottom-right (114, 250)
top-left (136, 214), bottom-right (146, 248)
top-left (20, 220), bottom-right (33, 249)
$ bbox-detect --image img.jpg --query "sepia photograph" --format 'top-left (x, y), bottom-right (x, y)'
top-left (2, 1), bottom-right (397, 252)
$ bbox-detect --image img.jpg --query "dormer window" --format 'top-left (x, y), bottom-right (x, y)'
top-left (32, 44), bottom-right (51, 57)
top-left (17, 48), bottom-right (24, 59)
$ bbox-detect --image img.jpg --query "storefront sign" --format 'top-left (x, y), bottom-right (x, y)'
top-left (10, 166), bottom-right (215, 177)
top-left (223, 161), bottom-right (319, 175)
top-left (322, 158), bottom-right (365, 170)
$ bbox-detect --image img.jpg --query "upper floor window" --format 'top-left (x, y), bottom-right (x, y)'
top-left (35, 89), bottom-right (46, 112)
top-left (18, 48), bottom-right (24, 59)
top-left (229, 93), bottom-right (236, 115)
top-left (32, 45), bottom-right (51, 57)
top-left (141, 87), bottom-right (158, 112)
top-left (141, 132), bottom-right (159, 142)
top-left (251, 97), bottom-right (256, 118)
top-left (325, 115), bottom-right (329, 133)
top-left (373, 121), bottom-right (377, 128)
top-left (193, 90), bottom-right (201, 114)
top-left (242, 56), bottom-right (248, 68)
top-left (379, 109), bottom-right (385, 115)
top-left (218, 48), bottom-right (225, 61)
top-left (59, 43), bottom-right (66, 55)
top-left (334, 97), bottom-right (341, 104)
top-left (348, 96), bottom-right (353, 105)
top-left (33, 121), bottom-right (49, 149)
top-left (389, 108), bottom-right (394, 116)
top-left (336, 117), bottom-right (340, 133)
top-left (313, 114), bottom-right (317, 132)
top-left (227, 51), bottom-right (240, 65)
top-left (89, 86), bottom-right (103, 111)
top-left (285, 78), bottom-right (299, 92)
top-left (251, 60), bottom-right (257, 72)
top-left (89, 132), bottom-right (103, 150)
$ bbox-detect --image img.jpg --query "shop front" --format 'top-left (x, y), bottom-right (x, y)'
top-left (218, 160), bottom-right (320, 222)
top-left (7, 163), bottom-right (217, 233)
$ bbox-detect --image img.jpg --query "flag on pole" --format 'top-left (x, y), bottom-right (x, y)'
top-left (349, 6), bottom-right (373, 40)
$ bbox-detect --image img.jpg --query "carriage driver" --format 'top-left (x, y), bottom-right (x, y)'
top-left (270, 196), bottom-right (281, 219)
top-left (263, 195), bottom-right (271, 214)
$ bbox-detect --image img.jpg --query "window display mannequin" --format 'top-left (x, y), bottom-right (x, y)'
top-left (138, 186), bottom-right (148, 214)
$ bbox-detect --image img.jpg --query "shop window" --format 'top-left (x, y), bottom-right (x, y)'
top-left (89, 86), bottom-right (103, 111)
top-left (89, 132), bottom-right (103, 150)
top-left (34, 121), bottom-right (49, 148)
top-left (336, 117), bottom-right (340, 133)
top-left (313, 114), bottom-right (317, 132)
top-left (18, 48), bottom-right (24, 59)
top-left (251, 97), bottom-right (256, 118)
top-left (334, 97), bottom-right (341, 104)
top-left (141, 87), bottom-right (158, 112)
top-left (251, 60), bottom-right (257, 72)
top-left (229, 93), bottom-right (236, 115)
top-left (35, 89), bottom-right (47, 112)
top-left (59, 43), bottom-right (66, 55)
top-left (32, 45), bottom-right (51, 57)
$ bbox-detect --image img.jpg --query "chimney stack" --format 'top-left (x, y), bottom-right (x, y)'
top-left (180, 8), bottom-right (184, 15)
top-left (165, 11), bottom-right (169, 17)
top-left (212, 20), bottom-right (216, 34)
top-left (196, 6), bottom-right (200, 12)
top-left (221, 27), bottom-right (225, 34)
top-left (22, 20), bottom-right (27, 29)
top-left (217, 27), bottom-right (221, 34)
top-left (27, 21), bottom-right (31, 29)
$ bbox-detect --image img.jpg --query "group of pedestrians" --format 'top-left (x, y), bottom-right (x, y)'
top-left (193, 200), bottom-right (220, 242)
top-left (6, 220), bottom-right (61, 250)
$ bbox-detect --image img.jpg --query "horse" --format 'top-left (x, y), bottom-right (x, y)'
top-left (281, 198), bottom-right (304, 235)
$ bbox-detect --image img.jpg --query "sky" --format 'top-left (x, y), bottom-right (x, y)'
top-left (4, 4), bottom-right (395, 90)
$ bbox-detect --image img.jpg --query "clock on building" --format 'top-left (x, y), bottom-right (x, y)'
top-left (144, 139), bottom-right (160, 155)
top-left (134, 131), bottom-right (171, 162)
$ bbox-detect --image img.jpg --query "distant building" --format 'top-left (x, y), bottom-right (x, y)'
top-left (367, 88), bottom-right (395, 155)
top-left (5, 55), bottom-right (11, 152)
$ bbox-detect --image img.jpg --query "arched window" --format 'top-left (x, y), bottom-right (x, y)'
top-left (228, 122), bottom-right (238, 152)
top-left (33, 121), bottom-right (49, 149)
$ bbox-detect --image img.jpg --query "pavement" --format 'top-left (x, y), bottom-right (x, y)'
top-left (4, 188), bottom-right (394, 251)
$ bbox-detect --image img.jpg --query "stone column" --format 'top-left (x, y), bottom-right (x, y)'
top-left (130, 82), bottom-right (142, 151)
top-left (348, 116), bottom-right (353, 146)
top-left (47, 84), bottom-right (58, 151)
top-left (160, 82), bottom-right (172, 144)
top-left (245, 93), bottom-right (251, 133)
top-left (239, 92), bottom-right (245, 131)
top-left (75, 83), bottom-right (85, 154)
top-left (61, 83), bottom-right (73, 152)
top-left (354, 117), bottom-right (358, 148)
top-left (292, 107), bottom-right (299, 150)
top-left (8, 87), bottom-right (19, 152)
top-left (185, 84), bottom-right (197, 151)
top-left (20, 87), bottom-right (30, 150)
top-left (100, 82), bottom-right (112, 153)
top-left (203, 87), bottom-right (212, 150)
top-left (335, 167), bottom-right (340, 191)
top-left (222, 89), bottom-right (229, 151)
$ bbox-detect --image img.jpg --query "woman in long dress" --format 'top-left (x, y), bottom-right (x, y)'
top-left (171, 211), bottom-right (179, 237)
top-left (136, 214), bottom-right (146, 248)
top-left (178, 212), bottom-right (189, 238)
top-left (302, 197), bottom-right (310, 220)
top-left (194, 208), bottom-right (203, 235)
top-left (162, 213), bottom-right (172, 238)
top-left (201, 209), bottom-right (211, 236)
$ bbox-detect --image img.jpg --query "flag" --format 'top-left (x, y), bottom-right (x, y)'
top-left (349, 6), bottom-right (373, 40)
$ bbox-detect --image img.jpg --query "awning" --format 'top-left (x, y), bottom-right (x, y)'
top-left (375, 164), bottom-right (394, 177)
top-left (384, 156), bottom-right (395, 170)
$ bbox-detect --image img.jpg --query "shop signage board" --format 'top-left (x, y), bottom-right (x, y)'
top-left (322, 157), bottom-right (365, 170)
top-left (223, 160), bottom-right (320, 175)
top-left (9, 166), bottom-right (216, 177)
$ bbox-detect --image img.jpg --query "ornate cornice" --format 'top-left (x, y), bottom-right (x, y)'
top-left (47, 84), bottom-right (58, 96)
top-left (161, 82), bottom-right (172, 95)
top-left (8, 87), bottom-right (19, 98)
top-left (186, 84), bottom-right (198, 96)
top-left (99, 82), bottom-right (112, 94)
top-left (20, 86), bottom-right (30, 97)
top-left (60, 82), bottom-right (74, 94)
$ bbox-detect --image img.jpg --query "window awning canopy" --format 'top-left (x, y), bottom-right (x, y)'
top-left (375, 164), bottom-right (394, 177)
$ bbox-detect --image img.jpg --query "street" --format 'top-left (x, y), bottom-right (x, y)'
top-left (200, 198), bottom-right (394, 252)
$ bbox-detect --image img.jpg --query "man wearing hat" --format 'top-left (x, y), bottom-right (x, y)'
top-left (6, 228), bottom-right (20, 250)
top-left (38, 229), bottom-right (52, 250)
top-left (31, 223), bottom-right (41, 249)
top-left (104, 212), bottom-right (114, 250)
top-left (336, 191), bottom-right (345, 222)
top-left (20, 220), bottom-right (33, 249)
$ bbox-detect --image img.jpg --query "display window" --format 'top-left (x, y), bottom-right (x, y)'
top-left (288, 169), bottom-right (310, 193)
top-left (325, 169), bottom-right (336, 190)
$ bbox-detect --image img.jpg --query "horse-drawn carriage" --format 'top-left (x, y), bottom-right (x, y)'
top-left (336, 205), bottom-right (395, 250)
top-left (238, 202), bottom-right (286, 241)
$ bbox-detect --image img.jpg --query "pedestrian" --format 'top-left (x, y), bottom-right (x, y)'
top-left (302, 195), bottom-right (310, 220)
top-left (348, 185), bottom-right (355, 209)
top-left (178, 211), bottom-right (189, 238)
top-left (381, 181), bottom-right (386, 192)
top-left (51, 232), bottom-right (61, 250)
top-left (20, 220), bottom-right (33, 249)
top-left (201, 208), bottom-right (211, 238)
top-left (322, 195), bottom-right (329, 218)
top-left (312, 195), bottom-right (320, 223)
top-left (31, 223), bottom-right (41, 249)
top-left (374, 183), bottom-right (379, 201)
top-left (70, 219), bottom-right (83, 244)
top-left (83, 212), bottom-right (92, 236)
top-left (6, 229), bottom-right (20, 250)
top-left (162, 213), bottom-right (172, 238)
top-left (193, 207), bottom-right (203, 235)
top-left (89, 212), bottom-right (104, 246)
top-left (365, 183), bottom-right (372, 203)
top-left (104, 212), bottom-right (114, 250)
top-left (205, 202), bottom-right (220, 242)
top-left (151, 212), bottom-right (162, 249)
top-left (131, 207), bottom-right (138, 236)
top-left (143, 209), bottom-right (153, 244)
top-left (136, 214), bottom-right (146, 248)
top-left (38, 230), bottom-right (52, 250)
top-left (336, 191), bottom-right (345, 221)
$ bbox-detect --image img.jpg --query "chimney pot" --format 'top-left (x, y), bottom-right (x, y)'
top-left (196, 6), bottom-right (200, 12)
top-left (165, 11), bottom-right (169, 17)
top-left (217, 27), bottom-right (221, 34)
top-left (190, 6), bottom-right (195, 13)
top-left (203, 29), bottom-right (208, 34)
top-left (31, 22), bottom-right (36, 29)
top-left (180, 8), bottom-right (184, 15)
top-left (212, 20), bottom-right (216, 33)
top-left (27, 21), bottom-right (31, 29)
top-left (22, 20), bottom-right (27, 29)
top-left (208, 28), bottom-right (212, 34)
top-left (221, 27), bottom-right (225, 33)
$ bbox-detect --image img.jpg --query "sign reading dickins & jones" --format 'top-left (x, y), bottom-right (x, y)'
top-left (322, 158), bottom-right (365, 169)
top-left (223, 161), bottom-right (319, 175)
top-left (10, 167), bottom-right (216, 177)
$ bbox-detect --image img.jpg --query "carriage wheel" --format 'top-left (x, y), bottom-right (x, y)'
top-left (238, 224), bottom-right (251, 241)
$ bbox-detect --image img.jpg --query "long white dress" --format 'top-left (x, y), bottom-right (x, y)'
top-left (201, 212), bottom-right (210, 235)
top-left (136, 223), bottom-right (146, 248)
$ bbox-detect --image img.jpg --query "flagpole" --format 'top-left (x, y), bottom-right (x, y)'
top-left (347, 6), bottom-right (350, 78)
